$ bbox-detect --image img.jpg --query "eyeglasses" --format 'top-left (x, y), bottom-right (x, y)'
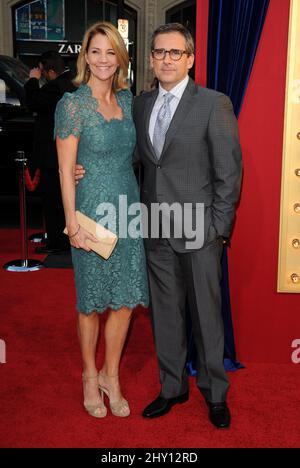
top-left (151, 49), bottom-right (189, 61)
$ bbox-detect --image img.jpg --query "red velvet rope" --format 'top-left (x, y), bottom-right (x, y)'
top-left (25, 168), bottom-right (41, 192)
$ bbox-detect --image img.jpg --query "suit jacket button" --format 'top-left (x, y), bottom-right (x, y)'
top-left (157, 165), bottom-right (161, 169)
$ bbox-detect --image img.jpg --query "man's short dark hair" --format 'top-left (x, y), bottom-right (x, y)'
top-left (151, 23), bottom-right (195, 55)
top-left (39, 51), bottom-right (66, 74)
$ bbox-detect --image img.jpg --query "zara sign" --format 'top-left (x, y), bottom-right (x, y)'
top-left (58, 43), bottom-right (82, 55)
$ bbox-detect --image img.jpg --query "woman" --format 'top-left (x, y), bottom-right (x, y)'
top-left (55, 22), bottom-right (149, 419)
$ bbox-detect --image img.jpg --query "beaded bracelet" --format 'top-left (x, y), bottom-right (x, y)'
top-left (68, 225), bottom-right (80, 239)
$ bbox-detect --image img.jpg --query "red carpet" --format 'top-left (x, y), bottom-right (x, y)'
top-left (0, 229), bottom-right (300, 448)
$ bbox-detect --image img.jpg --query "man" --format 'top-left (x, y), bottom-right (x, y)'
top-left (25, 51), bottom-right (76, 254)
top-left (76, 23), bottom-right (242, 428)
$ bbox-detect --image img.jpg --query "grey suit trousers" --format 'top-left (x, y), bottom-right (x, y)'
top-left (146, 236), bottom-right (230, 403)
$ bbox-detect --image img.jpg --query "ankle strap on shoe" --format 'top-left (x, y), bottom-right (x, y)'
top-left (82, 374), bottom-right (98, 381)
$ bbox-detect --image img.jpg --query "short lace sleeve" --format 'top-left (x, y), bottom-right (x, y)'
top-left (117, 88), bottom-right (133, 118)
top-left (54, 93), bottom-right (82, 139)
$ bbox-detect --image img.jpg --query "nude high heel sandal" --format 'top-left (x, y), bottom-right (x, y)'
top-left (98, 371), bottom-right (130, 418)
top-left (82, 374), bottom-right (107, 419)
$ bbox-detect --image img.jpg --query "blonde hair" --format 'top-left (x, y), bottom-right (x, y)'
top-left (73, 22), bottom-right (129, 92)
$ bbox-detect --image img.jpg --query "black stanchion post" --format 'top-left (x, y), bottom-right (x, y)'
top-left (3, 151), bottom-right (44, 272)
top-left (19, 150), bottom-right (28, 261)
top-left (29, 215), bottom-right (48, 244)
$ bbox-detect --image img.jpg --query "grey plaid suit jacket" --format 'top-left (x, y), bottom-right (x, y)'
top-left (132, 78), bottom-right (243, 252)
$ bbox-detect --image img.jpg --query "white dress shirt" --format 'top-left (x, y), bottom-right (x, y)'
top-left (149, 75), bottom-right (190, 144)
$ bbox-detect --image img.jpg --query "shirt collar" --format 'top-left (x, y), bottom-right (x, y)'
top-left (158, 75), bottom-right (190, 100)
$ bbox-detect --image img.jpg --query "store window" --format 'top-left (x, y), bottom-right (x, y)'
top-left (15, 0), bottom-right (65, 41)
top-left (13, 0), bottom-right (137, 93)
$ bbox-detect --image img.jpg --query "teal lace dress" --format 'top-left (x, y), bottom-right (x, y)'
top-left (54, 84), bottom-right (149, 314)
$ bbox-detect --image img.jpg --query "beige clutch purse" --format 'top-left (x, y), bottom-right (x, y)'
top-left (64, 211), bottom-right (118, 260)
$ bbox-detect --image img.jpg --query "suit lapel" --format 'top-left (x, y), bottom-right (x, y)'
top-left (143, 89), bottom-right (159, 162)
top-left (160, 78), bottom-right (197, 160)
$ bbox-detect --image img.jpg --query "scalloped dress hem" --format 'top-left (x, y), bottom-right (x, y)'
top-left (76, 301), bottom-right (149, 315)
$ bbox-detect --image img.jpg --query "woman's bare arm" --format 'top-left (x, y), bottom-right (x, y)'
top-left (56, 135), bottom-right (98, 251)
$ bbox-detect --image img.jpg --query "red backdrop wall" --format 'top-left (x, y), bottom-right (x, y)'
top-left (196, 0), bottom-right (299, 363)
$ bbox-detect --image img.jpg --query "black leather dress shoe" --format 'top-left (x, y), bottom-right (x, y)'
top-left (142, 392), bottom-right (189, 419)
top-left (206, 401), bottom-right (231, 429)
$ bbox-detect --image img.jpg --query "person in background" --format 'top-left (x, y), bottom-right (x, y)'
top-left (24, 51), bottom-right (76, 254)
